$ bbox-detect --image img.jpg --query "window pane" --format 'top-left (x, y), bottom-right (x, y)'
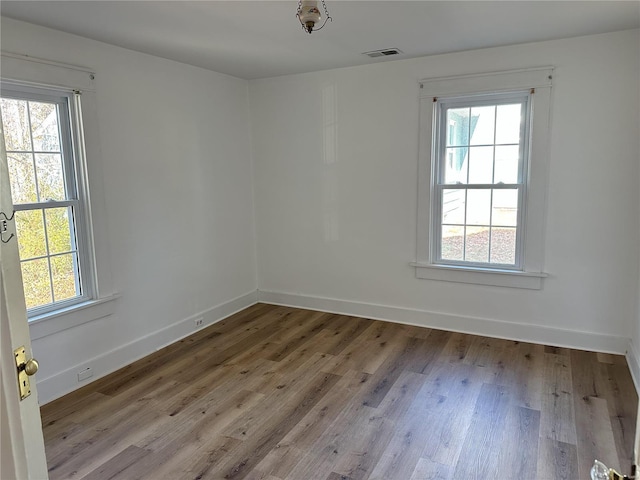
top-left (444, 148), bottom-right (468, 184)
top-left (469, 106), bottom-right (495, 146)
top-left (490, 227), bottom-right (516, 264)
top-left (35, 154), bottom-right (66, 201)
top-left (466, 189), bottom-right (491, 225)
top-left (46, 207), bottom-right (73, 254)
top-left (441, 225), bottom-right (464, 261)
top-left (15, 210), bottom-right (47, 260)
top-left (492, 189), bottom-right (518, 227)
top-left (446, 108), bottom-right (469, 146)
top-left (7, 153), bottom-right (37, 204)
top-left (465, 226), bottom-right (490, 263)
top-left (495, 104), bottom-right (522, 144)
top-left (30, 102), bottom-right (61, 152)
top-left (468, 146), bottom-right (493, 184)
top-left (1, 98), bottom-right (32, 151)
top-left (51, 253), bottom-right (79, 302)
top-left (494, 146), bottom-right (519, 184)
top-left (442, 189), bottom-right (465, 224)
top-left (21, 258), bottom-right (52, 309)
top-left (3, 87), bottom-right (90, 315)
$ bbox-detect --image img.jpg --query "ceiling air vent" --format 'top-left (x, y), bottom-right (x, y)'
top-left (363, 48), bottom-right (403, 58)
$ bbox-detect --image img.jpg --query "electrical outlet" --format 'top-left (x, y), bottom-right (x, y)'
top-left (77, 367), bottom-right (93, 382)
top-left (194, 317), bottom-right (204, 327)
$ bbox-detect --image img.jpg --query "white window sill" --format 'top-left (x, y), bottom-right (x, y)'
top-left (28, 294), bottom-right (120, 340)
top-left (410, 263), bottom-right (547, 290)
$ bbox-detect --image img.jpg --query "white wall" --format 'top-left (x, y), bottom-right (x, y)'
top-left (1, 17), bottom-right (258, 403)
top-left (634, 81), bottom-right (640, 386)
top-left (250, 29), bottom-right (640, 353)
top-left (633, 65), bottom-right (640, 388)
top-left (634, 74), bottom-right (640, 457)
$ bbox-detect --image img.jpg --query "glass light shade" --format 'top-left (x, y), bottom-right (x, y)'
top-left (298, 0), bottom-right (322, 33)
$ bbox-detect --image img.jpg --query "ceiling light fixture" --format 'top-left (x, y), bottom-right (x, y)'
top-left (296, 0), bottom-right (332, 34)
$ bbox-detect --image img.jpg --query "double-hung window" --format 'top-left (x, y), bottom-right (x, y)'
top-left (435, 92), bottom-right (529, 268)
top-left (1, 85), bottom-right (94, 315)
top-left (414, 68), bottom-right (552, 289)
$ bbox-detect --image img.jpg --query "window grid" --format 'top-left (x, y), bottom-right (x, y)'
top-left (433, 93), bottom-right (529, 269)
top-left (487, 106), bottom-right (497, 263)
top-left (2, 91), bottom-right (86, 313)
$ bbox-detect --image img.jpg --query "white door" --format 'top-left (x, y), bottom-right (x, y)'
top-left (0, 118), bottom-right (48, 479)
top-left (635, 403), bottom-right (640, 475)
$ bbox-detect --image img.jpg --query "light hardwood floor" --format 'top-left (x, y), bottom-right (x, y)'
top-left (41, 303), bottom-right (638, 480)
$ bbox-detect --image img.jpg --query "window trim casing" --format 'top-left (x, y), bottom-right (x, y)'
top-left (1, 51), bottom-right (118, 340)
top-left (413, 67), bottom-right (553, 289)
top-left (1, 83), bottom-right (97, 315)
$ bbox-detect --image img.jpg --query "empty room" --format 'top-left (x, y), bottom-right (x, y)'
top-left (1, 1), bottom-right (639, 479)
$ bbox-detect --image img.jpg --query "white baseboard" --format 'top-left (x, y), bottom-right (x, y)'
top-left (626, 339), bottom-right (640, 395)
top-left (38, 288), bottom-right (633, 405)
top-left (37, 290), bottom-right (258, 405)
top-left (257, 290), bottom-right (630, 355)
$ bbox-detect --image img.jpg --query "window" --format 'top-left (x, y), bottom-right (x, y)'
top-left (1, 85), bottom-right (94, 315)
top-left (435, 93), bottom-right (529, 268)
top-left (413, 68), bottom-right (553, 289)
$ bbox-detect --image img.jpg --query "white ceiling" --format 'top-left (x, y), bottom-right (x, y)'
top-left (1, 1), bottom-right (639, 80)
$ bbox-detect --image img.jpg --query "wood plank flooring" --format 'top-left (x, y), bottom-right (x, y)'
top-left (40, 303), bottom-right (638, 480)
